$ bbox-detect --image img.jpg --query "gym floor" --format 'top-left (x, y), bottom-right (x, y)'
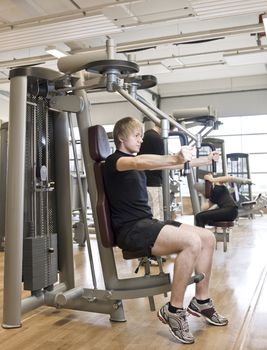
top-left (1, 214), bottom-right (267, 350)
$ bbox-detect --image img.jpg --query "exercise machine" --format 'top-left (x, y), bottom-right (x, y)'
top-left (172, 106), bottom-right (221, 145)
top-left (2, 40), bottom-right (204, 328)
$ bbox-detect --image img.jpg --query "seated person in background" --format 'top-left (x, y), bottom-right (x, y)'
top-left (195, 173), bottom-right (241, 227)
top-left (104, 116), bottom-right (227, 345)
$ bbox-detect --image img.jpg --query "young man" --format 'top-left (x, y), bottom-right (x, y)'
top-left (104, 117), bottom-right (228, 344)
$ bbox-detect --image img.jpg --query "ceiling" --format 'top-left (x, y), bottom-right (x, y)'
top-left (0, 0), bottom-right (266, 100)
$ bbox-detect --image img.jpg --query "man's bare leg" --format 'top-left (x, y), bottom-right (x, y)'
top-left (151, 223), bottom-right (215, 308)
top-left (154, 223), bottom-right (227, 344)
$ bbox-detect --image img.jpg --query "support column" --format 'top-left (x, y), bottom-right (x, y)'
top-left (2, 75), bottom-right (27, 328)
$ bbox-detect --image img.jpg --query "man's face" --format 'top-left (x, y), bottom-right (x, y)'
top-left (120, 128), bottom-right (143, 154)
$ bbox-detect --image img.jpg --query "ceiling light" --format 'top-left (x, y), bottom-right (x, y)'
top-left (45, 46), bottom-right (68, 58)
top-left (224, 50), bottom-right (267, 65)
top-left (0, 15), bottom-right (121, 53)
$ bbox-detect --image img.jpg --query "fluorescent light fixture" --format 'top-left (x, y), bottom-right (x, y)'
top-left (45, 46), bottom-right (68, 58)
top-left (0, 15), bottom-right (121, 52)
top-left (224, 51), bottom-right (267, 65)
top-left (263, 14), bottom-right (267, 33)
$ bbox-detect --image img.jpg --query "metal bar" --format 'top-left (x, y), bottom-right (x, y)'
top-left (136, 94), bottom-right (198, 143)
top-left (161, 119), bottom-right (171, 220)
top-left (106, 38), bottom-right (115, 59)
top-left (114, 85), bottom-right (161, 125)
top-left (33, 105), bottom-right (37, 237)
top-left (55, 287), bottom-right (84, 306)
top-left (45, 106), bottom-right (49, 238)
top-left (74, 73), bottom-right (123, 291)
top-left (68, 112), bottom-right (97, 289)
top-left (187, 171), bottom-right (201, 216)
top-left (54, 112), bottom-right (75, 289)
top-left (21, 294), bottom-right (45, 315)
top-left (2, 75), bottom-right (27, 328)
top-left (0, 123), bottom-right (8, 250)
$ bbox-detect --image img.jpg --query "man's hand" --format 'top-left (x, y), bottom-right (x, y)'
top-left (207, 151), bottom-right (220, 162)
top-left (204, 173), bottom-right (214, 182)
top-left (178, 145), bottom-right (194, 163)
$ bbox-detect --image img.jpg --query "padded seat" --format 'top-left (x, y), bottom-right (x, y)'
top-left (122, 249), bottom-right (148, 260)
top-left (208, 221), bottom-right (235, 229)
top-left (208, 220), bottom-right (235, 252)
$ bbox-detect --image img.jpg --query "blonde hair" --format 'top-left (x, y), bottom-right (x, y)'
top-left (113, 117), bottom-right (143, 148)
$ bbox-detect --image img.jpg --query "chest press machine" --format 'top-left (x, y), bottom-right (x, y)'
top-left (2, 40), bottom-right (204, 329)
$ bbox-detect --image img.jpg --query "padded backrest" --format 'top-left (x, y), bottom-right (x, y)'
top-left (88, 125), bottom-right (111, 162)
top-left (88, 125), bottom-right (116, 248)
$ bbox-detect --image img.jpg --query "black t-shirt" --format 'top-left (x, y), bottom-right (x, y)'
top-left (138, 129), bottom-right (164, 186)
top-left (104, 150), bottom-right (153, 233)
top-left (210, 185), bottom-right (238, 208)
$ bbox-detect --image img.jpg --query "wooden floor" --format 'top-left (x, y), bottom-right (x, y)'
top-left (1, 214), bottom-right (267, 350)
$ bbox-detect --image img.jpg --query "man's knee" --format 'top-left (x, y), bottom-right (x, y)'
top-left (201, 228), bottom-right (216, 248)
top-left (186, 235), bottom-right (202, 257)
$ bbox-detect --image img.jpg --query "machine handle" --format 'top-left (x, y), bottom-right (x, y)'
top-left (212, 159), bottom-right (217, 174)
top-left (183, 161), bottom-right (191, 176)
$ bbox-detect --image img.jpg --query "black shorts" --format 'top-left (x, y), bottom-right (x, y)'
top-left (116, 218), bottom-right (182, 257)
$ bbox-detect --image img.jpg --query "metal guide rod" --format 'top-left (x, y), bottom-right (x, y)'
top-left (114, 85), bottom-right (161, 125)
top-left (161, 119), bottom-right (171, 220)
top-left (32, 104), bottom-right (37, 237)
top-left (200, 126), bottom-right (215, 140)
top-left (188, 125), bottom-right (214, 146)
top-left (136, 94), bottom-right (200, 145)
top-left (45, 107), bottom-right (50, 240)
top-left (68, 113), bottom-right (97, 290)
top-left (188, 171), bottom-right (201, 215)
top-left (106, 38), bottom-right (115, 59)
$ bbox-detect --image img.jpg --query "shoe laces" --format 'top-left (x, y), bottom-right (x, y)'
top-left (176, 309), bottom-right (190, 332)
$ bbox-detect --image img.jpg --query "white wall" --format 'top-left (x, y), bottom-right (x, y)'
top-left (0, 96), bottom-right (9, 122)
top-left (160, 90), bottom-right (267, 118)
top-left (89, 89), bottom-right (158, 125)
top-left (90, 100), bottom-right (143, 125)
top-left (89, 88), bottom-right (267, 124)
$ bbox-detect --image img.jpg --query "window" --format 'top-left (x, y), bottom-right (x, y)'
top-left (209, 115), bottom-right (267, 195)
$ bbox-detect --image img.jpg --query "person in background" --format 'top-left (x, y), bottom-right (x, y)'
top-left (138, 124), bottom-right (164, 220)
top-left (104, 117), bottom-right (227, 345)
top-left (194, 173), bottom-right (251, 227)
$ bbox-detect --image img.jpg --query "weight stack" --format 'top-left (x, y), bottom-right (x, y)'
top-left (23, 234), bottom-right (58, 292)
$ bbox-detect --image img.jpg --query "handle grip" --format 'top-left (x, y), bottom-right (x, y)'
top-left (183, 161), bottom-right (191, 176)
top-left (212, 159), bottom-right (217, 174)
